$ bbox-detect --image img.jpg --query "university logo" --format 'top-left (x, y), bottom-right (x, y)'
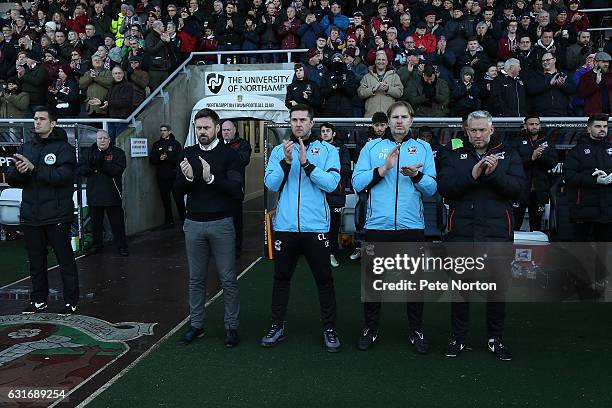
top-left (0, 314), bottom-right (155, 403)
top-left (206, 73), bottom-right (225, 94)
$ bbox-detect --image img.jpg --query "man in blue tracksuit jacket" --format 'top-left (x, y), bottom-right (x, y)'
top-left (352, 101), bottom-right (437, 352)
top-left (261, 104), bottom-right (343, 353)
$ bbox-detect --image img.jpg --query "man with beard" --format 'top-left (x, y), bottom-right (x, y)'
top-left (404, 64), bottom-right (451, 117)
top-left (577, 52), bottom-right (612, 116)
top-left (512, 115), bottom-right (558, 231)
top-left (352, 101), bottom-right (437, 352)
top-left (176, 108), bottom-right (243, 348)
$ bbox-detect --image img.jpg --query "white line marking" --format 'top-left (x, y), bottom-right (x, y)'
top-left (66, 256), bottom-right (263, 408)
top-left (0, 254), bottom-right (86, 290)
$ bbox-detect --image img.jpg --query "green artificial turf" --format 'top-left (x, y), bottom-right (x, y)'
top-left (0, 240), bottom-right (33, 286)
top-left (89, 252), bottom-right (612, 408)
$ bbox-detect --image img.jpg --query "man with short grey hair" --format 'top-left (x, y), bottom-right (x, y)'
top-left (489, 58), bottom-right (527, 116)
top-left (144, 20), bottom-right (171, 90)
top-left (438, 110), bottom-right (525, 361)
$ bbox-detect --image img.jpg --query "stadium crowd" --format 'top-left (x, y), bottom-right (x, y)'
top-left (0, 0), bottom-right (609, 121)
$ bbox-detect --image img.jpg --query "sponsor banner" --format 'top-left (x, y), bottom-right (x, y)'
top-left (204, 70), bottom-right (293, 96)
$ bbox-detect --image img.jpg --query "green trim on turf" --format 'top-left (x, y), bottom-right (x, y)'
top-left (0, 240), bottom-right (61, 287)
top-left (89, 253), bottom-right (612, 407)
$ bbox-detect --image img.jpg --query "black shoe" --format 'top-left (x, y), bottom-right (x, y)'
top-left (445, 339), bottom-right (467, 357)
top-left (181, 326), bottom-right (204, 344)
top-left (225, 329), bottom-right (238, 348)
top-left (357, 328), bottom-right (378, 351)
top-left (22, 301), bottom-right (47, 314)
top-left (58, 304), bottom-right (77, 316)
top-left (118, 248), bottom-right (129, 257)
top-left (323, 328), bottom-right (341, 353)
top-left (488, 338), bottom-right (513, 361)
top-left (409, 330), bottom-right (429, 354)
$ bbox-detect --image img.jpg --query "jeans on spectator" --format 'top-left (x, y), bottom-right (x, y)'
top-left (261, 46), bottom-right (280, 63)
top-left (107, 123), bottom-right (129, 144)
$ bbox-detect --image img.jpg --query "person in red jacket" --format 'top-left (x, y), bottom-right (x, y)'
top-left (412, 22), bottom-right (437, 55)
top-left (567, 0), bottom-right (589, 32)
top-left (65, 3), bottom-right (88, 35)
top-left (578, 52), bottom-right (612, 116)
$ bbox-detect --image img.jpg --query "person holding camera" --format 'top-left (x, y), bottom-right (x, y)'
top-left (526, 52), bottom-right (576, 116)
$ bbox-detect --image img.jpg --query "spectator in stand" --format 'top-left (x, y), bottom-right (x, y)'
top-left (53, 31), bottom-right (72, 64)
top-left (489, 58), bottom-right (528, 117)
top-left (358, 50), bottom-right (403, 118)
top-left (566, 30), bottom-right (594, 73)
top-left (427, 35), bottom-right (456, 83)
top-left (66, 3), bottom-right (88, 35)
top-left (49, 64), bottom-right (80, 117)
top-left (550, 8), bottom-right (577, 49)
top-left (320, 1), bottom-right (349, 39)
top-left (119, 6), bottom-right (141, 42)
top-left (412, 21), bottom-right (437, 56)
top-left (298, 12), bottom-right (323, 50)
top-left (145, 20), bottom-right (171, 91)
top-left (513, 34), bottom-right (537, 74)
top-left (42, 49), bottom-right (61, 81)
top-left (102, 66), bottom-right (134, 140)
top-left (95, 46), bottom-right (116, 70)
top-left (533, 27), bottom-right (566, 68)
top-left (577, 52), bottom-right (612, 116)
top-left (90, 2), bottom-right (112, 37)
top-left (366, 32), bottom-right (394, 66)
top-left (327, 25), bottom-right (346, 53)
top-left (451, 66), bottom-right (485, 117)
top-left (122, 36), bottom-right (149, 71)
top-left (474, 21), bottom-right (497, 60)
top-left (306, 48), bottom-right (327, 89)
top-left (457, 36), bottom-right (492, 77)
top-left (404, 64), bottom-right (451, 117)
top-left (396, 12), bottom-right (415, 42)
top-left (80, 54), bottom-right (112, 117)
top-left (127, 56), bottom-right (149, 106)
top-left (285, 62), bottom-right (321, 112)
top-left (242, 15), bottom-right (260, 64)
top-left (165, 22), bottom-right (182, 70)
top-left (198, 26), bottom-right (218, 65)
top-left (81, 24), bottom-right (103, 61)
top-left (321, 53), bottom-right (357, 117)
top-left (69, 49), bottom-right (86, 78)
top-left (217, 1), bottom-right (244, 61)
top-left (0, 76), bottom-right (29, 118)
top-left (566, 0), bottom-right (589, 33)
top-left (344, 46), bottom-right (368, 82)
top-left (257, 2), bottom-right (280, 63)
top-left (445, 4), bottom-right (473, 57)
top-left (497, 20), bottom-right (519, 61)
top-left (527, 52), bottom-right (576, 116)
top-left (17, 51), bottom-right (49, 116)
top-left (278, 6), bottom-right (302, 61)
top-left (572, 53), bottom-right (595, 116)
top-left (111, 4), bottom-right (129, 47)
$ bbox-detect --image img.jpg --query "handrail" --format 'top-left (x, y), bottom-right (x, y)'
top-left (578, 8), bottom-right (612, 13)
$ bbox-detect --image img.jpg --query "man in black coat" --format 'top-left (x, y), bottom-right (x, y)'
top-left (144, 20), bottom-right (172, 91)
top-left (7, 107), bottom-right (79, 315)
top-left (150, 124), bottom-right (185, 227)
top-left (512, 115), bottom-right (558, 231)
top-left (77, 130), bottom-right (128, 256)
top-left (563, 113), bottom-right (612, 297)
top-left (221, 120), bottom-right (251, 256)
top-left (438, 110), bottom-right (525, 361)
top-left (489, 58), bottom-right (528, 117)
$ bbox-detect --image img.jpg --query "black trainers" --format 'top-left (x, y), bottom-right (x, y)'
top-left (488, 338), bottom-right (513, 361)
top-left (22, 301), bottom-right (47, 314)
top-left (180, 326), bottom-right (205, 345)
top-left (58, 304), bottom-right (77, 316)
top-left (261, 323), bottom-right (286, 347)
top-left (225, 329), bottom-right (238, 348)
top-left (445, 339), bottom-right (467, 357)
top-left (323, 328), bottom-right (341, 353)
top-left (118, 248), bottom-right (129, 257)
top-left (409, 330), bottom-right (429, 354)
top-left (357, 328), bottom-right (378, 351)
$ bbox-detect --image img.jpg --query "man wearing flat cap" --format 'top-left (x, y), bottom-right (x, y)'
top-left (17, 51), bottom-right (49, 116)
top-left (578, 52), bottom-right (612, 116)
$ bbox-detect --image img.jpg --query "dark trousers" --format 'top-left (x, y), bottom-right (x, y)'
top-left (513, 191), bottom-right (544, 231)
top-left (232, 199), bottom-right (243, 251)
top-left (22, 223), bottom-right (79, 305)
top-left (271, 231), bottom-right (337, 329)
top-left (364, 229), bottom-right (425, 332)
top-left (329, 207), bottom-right (342, 255)
top-left (157, 177), bottom-right (185, 224)
top-left (91, 206), bottom-right (127, 250)
top-left (574, 221), bottom-right (612, 285)
top-left (451, 302), bottom-right (506, 343)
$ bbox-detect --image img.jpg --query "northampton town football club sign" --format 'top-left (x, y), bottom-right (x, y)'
top-left (0, 314), bottom-right (155, 403)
